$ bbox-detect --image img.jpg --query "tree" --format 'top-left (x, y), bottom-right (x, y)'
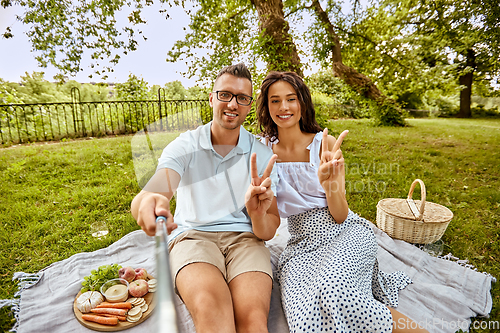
top-left (165, 0), bottom-right (304, 83)
top-left (15, 72), bottom-right (67, 104)
top-left (0, 74), bottom-right (112, 104)
top-left (113, 73), bottom-right (150, 130)
top-left (162, 80), bottom-right (188, 100)
top-left (59, 81), bottom-right (111, 102)
top-left (303, 0), bottom-right (405, 125)
top-left (186, 86), bottom-right (208, 100)
top-left (0, 0), bottom-right (325, 82)
top-left (251, 0), bottom-right (303, 76)
top-left (308, 3), bottom-right (433, 109)
top-left (114, 74), bottom-right (149, 101)
top-left (308, 0), bottom-right (381, 101)
top-left (366, 0), bottom-right (500, 117)
top-left (0, 79), bottom-right (22, 104)
top-left (2, 0), bottom-right (152, 80)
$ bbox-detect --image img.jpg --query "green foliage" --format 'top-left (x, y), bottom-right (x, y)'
top-left (166, 0), bottom-right (305, 84)
top-left (327, 2), bottom-right (456, 106)
top-left (311, 97), bottom-right (332, 130)
top-left (304, 1), bottom-right (345, 68)
top-left (114, 74), bottom-right (150, 101)
top-left (186, 86), bottom-right (209, 100)
top-left (243, 104), bottom-right (257, 134)
top-left (153, 83), bottom-right (208, 101)
top-left (310, 91), bottom-right (358, 125)
top-left (199, 104), bottom-right (213, 126)
top-left (81, 263), bottom-right (122, 293)
top-left (0, 72), bottom-right (205, 106)
top-left (0, 73), bottom-right (113, 104)
top-left (348, 0), bottom-right (499, 114)
top-left (311, 92), bottom-right (335, 120)
top-left (15, 72), bottom-right (66, 103)
top-left (59, 80), bottom-right (111, 102)
top-left (0, 79), bottom-right (22, 104)
top-left (471, 96), bottom-right (500, 111)
top-left (371, 98), bottom-right (407, 127)
top-left (302, 0), bottom-right (499, 119)
top-left (114, 74), bottom-right (153, 130)
top-left (4, 0), bottom-right (156, 78)
top-left (396, 91), bottom-right (423, 110)
top-left (167, 0), bottom-right (258, 85)
top-left (306, 70), bottom-right (350, 98)
top-left (306, 70), bottom-right (371, 119)
top-left (426, 94), bottom-right (460, 118)
top-left (149, 84), bottom-right (162, 100)
top-left (470, 104), bottom-right (500, 118)
top-left (163, 80), bottom-right (188, 100)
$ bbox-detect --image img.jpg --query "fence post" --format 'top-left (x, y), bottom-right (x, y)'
top-left (71, 87), bottom-right (83, 136)
top-left (158, 88), bottom-right (166, 131)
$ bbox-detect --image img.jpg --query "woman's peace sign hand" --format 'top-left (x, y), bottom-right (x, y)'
top-left (245, 152), bottom-right (278, 218)
top-left (317, 128), bottom-right (349, 190)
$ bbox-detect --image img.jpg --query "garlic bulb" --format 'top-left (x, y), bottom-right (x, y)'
top-left (76, 291), bottom-right (104, 313)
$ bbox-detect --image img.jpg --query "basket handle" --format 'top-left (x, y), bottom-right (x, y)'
top-left (406, 179), bottom-right (426, 221)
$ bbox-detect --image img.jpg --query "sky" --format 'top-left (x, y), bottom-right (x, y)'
top-left (0, 3), bottom-right (200, 87)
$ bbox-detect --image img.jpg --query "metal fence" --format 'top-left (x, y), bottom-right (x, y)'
top-left (0, 88), bottom-right (212, 145)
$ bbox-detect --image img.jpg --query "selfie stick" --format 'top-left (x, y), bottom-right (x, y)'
top-left (155, 216), bottom-right (179, 333)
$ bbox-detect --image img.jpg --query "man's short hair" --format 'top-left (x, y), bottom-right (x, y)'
top-left (215, 63), bottom-right (252, 83)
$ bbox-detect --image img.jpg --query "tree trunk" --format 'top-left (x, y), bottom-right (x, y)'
top-left (311, 0), bottom-right (384, 101)
top-left (332, 62), bottom-right (383, 101)
top-left (251, 0), bottom-right (303, 76)
top-left (456, 49), bottom-right (476, 118)
top-left (311, 0), bottom-right (405, 126)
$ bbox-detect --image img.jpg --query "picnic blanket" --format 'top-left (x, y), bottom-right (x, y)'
top-left (1, 219), bottom-right (495, 333)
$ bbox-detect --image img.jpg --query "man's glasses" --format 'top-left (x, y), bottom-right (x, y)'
top-left (213, 91), bottom-right (253, 106)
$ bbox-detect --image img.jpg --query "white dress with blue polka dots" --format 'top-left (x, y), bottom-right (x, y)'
top-left (268, 133), bottom-right (412, 332)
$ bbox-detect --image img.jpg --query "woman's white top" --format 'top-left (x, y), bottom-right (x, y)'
top-left (264, 132), bottom-right (327, 218)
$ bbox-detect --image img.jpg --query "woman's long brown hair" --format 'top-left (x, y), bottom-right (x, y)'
top-left (257, 71), bottom-right (322, 142)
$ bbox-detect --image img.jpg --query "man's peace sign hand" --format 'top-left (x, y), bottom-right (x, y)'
top-left (245, 152), bottom-right (278, 218)
top-left (317, 128), bottom-right (349, 189)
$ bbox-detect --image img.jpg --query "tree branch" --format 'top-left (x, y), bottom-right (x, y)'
top-left (208, 4), bottom-right (251, 29)
top-left (284, 3), bottom-right (313, 19)
top-left (311, 0), bottom-right (342, 63)
top-left (331, 24), bottom-right (410, 71)
top-left (227, 5), bottom-right (251, 21)
top-left (308, 0), bottom-right (409, 71)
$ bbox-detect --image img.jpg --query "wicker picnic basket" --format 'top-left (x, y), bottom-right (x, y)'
top-left (376, 179), bottom-right (453, 244)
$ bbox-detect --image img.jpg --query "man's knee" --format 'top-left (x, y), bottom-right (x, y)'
top-left (186, 287), bottom-right (229, 316)
top-left (234, 308), bottom-right (269, 333)
top-left (176, 263), bottom-right (236, 332)
top-left (229, 272), bottom-right (271, 333)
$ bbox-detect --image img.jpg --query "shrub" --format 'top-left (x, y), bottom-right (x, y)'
top-left (471, 104), bottom-right (500, 118)
top-left (370, 98), bottom-right (407, 127)
top-left (422, 94), bottom-right (459, 117)
top-left (306, 70), bottom-right (372, 120)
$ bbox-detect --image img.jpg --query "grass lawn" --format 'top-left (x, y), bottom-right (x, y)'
top-left (0, 118), bottom-right (499, 332)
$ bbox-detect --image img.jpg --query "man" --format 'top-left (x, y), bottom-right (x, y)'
top-left (131, 63), bottom-right (280, 333)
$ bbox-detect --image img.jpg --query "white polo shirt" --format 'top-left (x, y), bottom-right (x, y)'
top-left (157, 122), bottom-right (278, 242)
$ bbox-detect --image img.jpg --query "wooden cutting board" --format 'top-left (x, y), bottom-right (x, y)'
top-left (74, 275), bottom-right (156, 332)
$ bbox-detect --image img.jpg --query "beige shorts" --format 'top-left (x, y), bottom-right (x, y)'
top-left (168, 229), bottom-right (272, 292)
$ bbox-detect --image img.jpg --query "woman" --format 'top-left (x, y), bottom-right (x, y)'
top-left (257, 71), bottom-right (428, 332)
